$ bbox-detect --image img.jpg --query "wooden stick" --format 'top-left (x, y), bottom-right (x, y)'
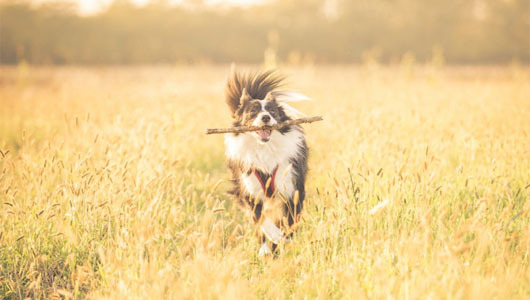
top-left (206, 116), bottom-right (323, 135)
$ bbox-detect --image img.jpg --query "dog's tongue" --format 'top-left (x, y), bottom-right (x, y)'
top-left (257, 129), bottom-right (271, 141)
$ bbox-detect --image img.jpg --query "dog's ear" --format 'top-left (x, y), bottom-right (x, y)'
top-left (265, 91), bottom-right (275, 101)
top-left (240, 88), bottom-right (251, 105)
top-left (234, 88), bottom-right (251, 118)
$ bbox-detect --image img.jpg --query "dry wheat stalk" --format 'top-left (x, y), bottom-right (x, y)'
top-left (206, 116), bottom-right (323, 135)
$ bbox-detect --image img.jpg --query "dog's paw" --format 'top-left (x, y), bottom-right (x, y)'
top-left (260, 218), bottom-right (284, 244)
top-left (258, 242), bottom-right (272, 257)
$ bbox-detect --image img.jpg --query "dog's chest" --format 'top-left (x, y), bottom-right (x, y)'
top-left (241, 165), bottom-right (295, 199)
top-left (225, 129), bottom-right (303, 199)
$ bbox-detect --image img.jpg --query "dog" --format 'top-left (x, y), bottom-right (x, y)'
top-left (223, 69), bottom-right (310, 256)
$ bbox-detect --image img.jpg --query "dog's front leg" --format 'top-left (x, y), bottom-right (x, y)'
top-left (260, 217), bottom-right (285, 244)
top-left (258, 196), bottom-right (286, 245)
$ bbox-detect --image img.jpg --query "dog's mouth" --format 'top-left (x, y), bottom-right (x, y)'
top-left (255, 129), bottom-right (272, 142)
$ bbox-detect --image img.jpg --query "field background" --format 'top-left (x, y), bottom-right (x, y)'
top-left (0, 64), bottom-right (529, 299)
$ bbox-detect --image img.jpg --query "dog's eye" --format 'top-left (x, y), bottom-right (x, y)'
top-left (251, 108), bottom-right (258, 114)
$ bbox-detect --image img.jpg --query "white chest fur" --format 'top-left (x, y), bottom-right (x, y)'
top-left (225, 128), bottom-right (304, 199)
top-left (240, 164), bottom-right (295, 200)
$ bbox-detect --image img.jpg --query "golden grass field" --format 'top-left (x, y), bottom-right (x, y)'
top-left (1, 64), bottom-right (529, 299)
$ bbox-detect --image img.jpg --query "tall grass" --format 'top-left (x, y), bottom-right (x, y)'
top-left (1, 65), bottom-right (529, 299)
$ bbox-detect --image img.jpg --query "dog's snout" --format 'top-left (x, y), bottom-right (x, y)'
top-left (261, 115), bottom-right (271, 123)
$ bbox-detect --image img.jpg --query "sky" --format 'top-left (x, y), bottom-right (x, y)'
top-left (32, 0), bottom-right (262, 15)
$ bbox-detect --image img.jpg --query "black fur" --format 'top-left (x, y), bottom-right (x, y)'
top-left (287, 137), bottom-right (308, 226)
top-left (224, 69), bottom-right (309, 255)
top-left (225, 70), bottom-right (285, 116)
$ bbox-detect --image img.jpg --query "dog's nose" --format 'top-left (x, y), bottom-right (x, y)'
top-left (261, 115), bottom-right (271, 123)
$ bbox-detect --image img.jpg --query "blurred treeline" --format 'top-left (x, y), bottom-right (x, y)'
top-left (1, 0), bottom-right (529, 65)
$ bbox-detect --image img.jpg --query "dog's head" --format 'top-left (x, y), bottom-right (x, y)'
top-left (234, 89), bottom-right (285, 143)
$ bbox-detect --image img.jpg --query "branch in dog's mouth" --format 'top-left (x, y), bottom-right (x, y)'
top-left (206, 116), bottom-right (323, 135)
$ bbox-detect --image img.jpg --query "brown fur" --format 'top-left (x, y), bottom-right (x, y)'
top-left (224, 69), bottom-right (308, 254)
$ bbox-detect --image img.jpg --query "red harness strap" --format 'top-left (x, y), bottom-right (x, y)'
top-left (253, 165), bottom-right (279, 197)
